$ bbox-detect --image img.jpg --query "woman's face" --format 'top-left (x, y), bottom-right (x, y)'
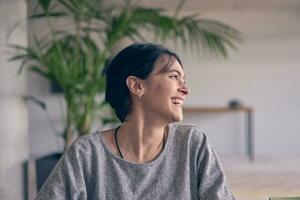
top-left (140, 55), bottom-right (189, 123)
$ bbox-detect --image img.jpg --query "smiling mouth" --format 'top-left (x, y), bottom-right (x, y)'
top-left (170, 98), bottom-right (184, 107)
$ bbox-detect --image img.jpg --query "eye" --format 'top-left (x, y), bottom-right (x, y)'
top-left (170, 74), bottom-right (178, 80)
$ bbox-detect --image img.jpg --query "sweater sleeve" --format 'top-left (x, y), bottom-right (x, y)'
top-left (197, 133), bottom-right (235, 200)
top-left (35, 138), bottom-right (88, 200)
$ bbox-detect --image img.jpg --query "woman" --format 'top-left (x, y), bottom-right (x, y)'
top-left (36, 43), bottom-right (235, 199)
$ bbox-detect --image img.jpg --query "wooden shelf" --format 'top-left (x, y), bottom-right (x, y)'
top-left (182, 106), bottom-right (254, 161)
top-left (183, 106), bottom-right (253, 113)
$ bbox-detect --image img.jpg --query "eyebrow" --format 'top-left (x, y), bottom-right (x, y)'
top-left (154, 55), bottom-right (185, 79)
top-left (165, 69), bottom-right (186, 79)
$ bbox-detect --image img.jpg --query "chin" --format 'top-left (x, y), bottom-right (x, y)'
top-left (164, 105), bottom-right (184, 123)
top-left (171, 113), bottom-right (183, 122)
top-left (176, 116), bottom-right (183, 122)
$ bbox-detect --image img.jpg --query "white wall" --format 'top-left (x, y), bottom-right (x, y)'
top-left (179, 8), bottom-right (300, 158)
top-left (26, 0), bottom-right (300, 159)
top-left (0, 0), bottom-right (28, 199)
top-left (26, 0), bottom-right (67, 157)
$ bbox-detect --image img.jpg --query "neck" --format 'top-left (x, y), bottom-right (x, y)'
top-left (116, 114), bottom-right (168, 163)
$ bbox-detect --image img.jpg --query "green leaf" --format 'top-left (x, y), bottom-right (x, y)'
top-left (174, 0), bottom-right (186, 18)
top-left (18, 60), bottom-right (27, 75)
top-left (28, 12), bottom-right (68, 19)
top-left (29, 66), bottom-right (52, 79)
top-left (23, 95), bottom-right (47, 110)
top-left (7, 44), bottom-right (29, 51)
top-left (8, 54), bottom-right (29, 62)
top-left (38, 0), bottom-right (53, 11)
top-left (102, 117), bottom-right (119, 125)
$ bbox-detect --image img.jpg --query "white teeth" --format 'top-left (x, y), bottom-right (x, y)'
top-left (171, 98), bottom-right (183, 106)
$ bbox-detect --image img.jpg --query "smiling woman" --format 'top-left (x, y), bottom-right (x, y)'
top-left (140, 54), bottom-right (189, 123)
top-left (36, 43), bottom-right (235, 200)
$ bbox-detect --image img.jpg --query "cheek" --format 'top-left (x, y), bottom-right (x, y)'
top-left (143, 77), bottom-right (177, 99)
top-left (149, 83), bottom-right (173, 98)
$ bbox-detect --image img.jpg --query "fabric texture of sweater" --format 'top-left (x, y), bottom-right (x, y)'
top-left (36, 124), bottom-right (235, 200)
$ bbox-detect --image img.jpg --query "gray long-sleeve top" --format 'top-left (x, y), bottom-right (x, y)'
top-left (36, 124), bottom-right (235, 200)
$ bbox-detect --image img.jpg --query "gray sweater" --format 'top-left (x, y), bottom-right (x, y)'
top-left (36, 124), bottom-right (235, 200)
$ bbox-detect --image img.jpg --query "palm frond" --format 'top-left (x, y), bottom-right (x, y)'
top-left (9, 0), bottom-right (241, 148)
top-left (112, 6), bottom-right (241, 57)
top-left (28, 12), bottom-right (68, 19)
top-left (38, 0), bottom-right (53, 11)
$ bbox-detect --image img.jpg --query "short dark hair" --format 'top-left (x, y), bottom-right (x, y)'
top-left (105, 43), bottom-right (182, 122)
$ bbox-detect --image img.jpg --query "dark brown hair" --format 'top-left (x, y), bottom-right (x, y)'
top-left (105, 43), bottom-right (182, 122)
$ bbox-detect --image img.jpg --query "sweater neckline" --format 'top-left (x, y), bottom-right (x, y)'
top-left (98, 124), bottom-right (174, 167)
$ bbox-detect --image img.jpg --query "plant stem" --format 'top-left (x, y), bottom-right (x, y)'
top-left (65, 101), bottom-right (74, 150)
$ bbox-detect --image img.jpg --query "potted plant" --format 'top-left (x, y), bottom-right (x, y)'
top-left (9, 0), bottom-right (240, 192)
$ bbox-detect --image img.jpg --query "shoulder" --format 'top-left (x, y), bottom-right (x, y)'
top-left (172, 123), bottom-right (204, 134)
top-left (67, 131), bottom-right (103, 155)
top-left (74, 131), bottom-right (101, 145)
top-left (171, 123), bottom-right (208, 144)
top-left (170, 123), bottom-right (210, 157)
top-left (170, 124), bottom-right (214, 172)
top-left (59, 131), bottom-right (105, 171)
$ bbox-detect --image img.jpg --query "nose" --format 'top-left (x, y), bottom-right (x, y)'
top-left (178, 82), bottom-right (190, 96)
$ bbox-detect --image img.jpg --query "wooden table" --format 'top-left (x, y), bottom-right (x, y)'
top-left (183, 107), bottom-right (254, 161)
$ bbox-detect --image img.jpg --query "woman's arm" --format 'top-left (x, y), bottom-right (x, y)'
top-left (36, 138), bottom-right (88, 200)
top-left (197, 134), bottom-right (235, 200)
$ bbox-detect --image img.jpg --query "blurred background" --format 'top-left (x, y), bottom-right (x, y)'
top-left (1, 0), bottom-right (300, 200)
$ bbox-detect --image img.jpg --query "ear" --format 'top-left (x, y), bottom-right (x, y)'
top-left (126, 76), bottom-right (144, 98)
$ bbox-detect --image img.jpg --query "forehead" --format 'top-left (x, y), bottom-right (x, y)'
top-left (151, 54), bottom-right (184, 75)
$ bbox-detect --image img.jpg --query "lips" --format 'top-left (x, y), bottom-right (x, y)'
top-left (170, 97), bottom-right (184, 107)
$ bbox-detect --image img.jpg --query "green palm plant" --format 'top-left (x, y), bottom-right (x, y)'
top-left (9, 0), bottom-right (241, 149)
